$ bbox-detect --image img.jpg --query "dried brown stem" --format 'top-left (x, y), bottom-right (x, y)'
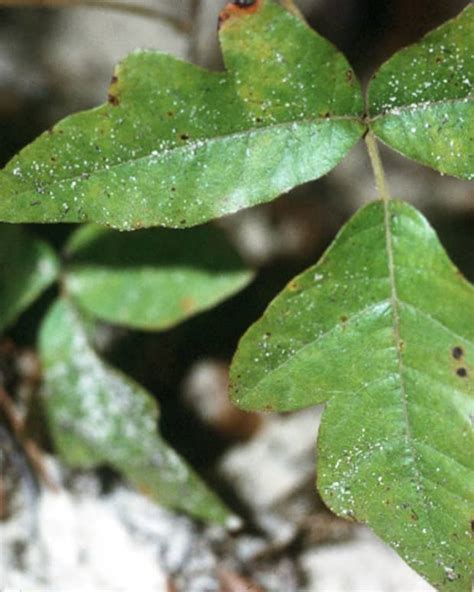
top-left (0, 385), bottom-right (58, 491)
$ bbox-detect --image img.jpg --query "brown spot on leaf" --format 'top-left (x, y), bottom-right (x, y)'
top-left (108, 94), bottom-right (119, 106)
top-left (218, 0), bottom-right (262, 30)
top-left (108, 74), bottom-right (120, 106)
top-left (452, 346), bottom-right (463, 360)
top-left (287, 279), bottom-right (300, 292)
top-left (180, 297), bottom-right (196, 313)
top-left (137, 483), bottom-right (153, 497)
top-left (456, 368), bottom-right (468, 378)
top-left (180, 133), bottom-right (190, 141)
top-left (410, 510), bottom-right (419, 521)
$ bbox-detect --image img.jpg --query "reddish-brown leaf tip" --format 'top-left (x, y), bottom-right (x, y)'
top-left (218, 0), bottom-right (262, 30)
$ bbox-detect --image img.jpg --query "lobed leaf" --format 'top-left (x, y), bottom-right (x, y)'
top-left (0, 0), bottom-right (363, 229)
top-left (39, 299), bottom-right (233, 524)
top-left (0, 225), bottom-right (59, 333)
top-left (230, 200), bottom-right (474, 590)
top-left (64, 224), bottom-right (253, 330)
top-left (369, 5), bottom-right (474, 179)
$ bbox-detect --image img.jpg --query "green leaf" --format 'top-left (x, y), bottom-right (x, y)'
top-left (369, 5), bottom-right (474, 179)
top-left (0, 0), bottom-right (364, 229)
top-left (230, 200), bottom-right (474, 590)
top-left (39, 298), bottom-right (233, 524)
top-left (64, 224), bottom-right (253, 330)
top-left (0, 225), bottom-right (59, 333)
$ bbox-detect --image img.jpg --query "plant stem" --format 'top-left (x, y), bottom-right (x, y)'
top-left (0, 0), bottom-right (192, 31)
top-left (365, 130), bottom-right (391, 202)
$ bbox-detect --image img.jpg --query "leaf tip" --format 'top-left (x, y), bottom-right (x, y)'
top-left (218, 0), bottom-right (263, 31)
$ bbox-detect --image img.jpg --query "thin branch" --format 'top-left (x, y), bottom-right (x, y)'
top-left (0, 0), bottom-right (192, 31)
top-left (364, 130), bottom-right (391, 202)
top-left (0, 385), bottom-right (58, 492)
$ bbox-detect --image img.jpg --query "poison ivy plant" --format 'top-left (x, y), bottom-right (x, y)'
top-left (0, 0), bottom-right (472, 589)
top-left (230, 200), bottom-right (474, 590)
top-left (40, 299), bottom-right (233, 524)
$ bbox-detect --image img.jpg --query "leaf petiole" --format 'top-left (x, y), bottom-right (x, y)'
top-left (364, 130), bottom-right (391, 202)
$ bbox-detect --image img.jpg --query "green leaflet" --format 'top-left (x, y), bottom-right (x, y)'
top-left (230, 200), bottom-right (474, 590)
top-left (369, 5), bottom-right (474, 179)
top-left (0, 0), bottom-right (363, 229)
top-left (39, 299), bottom-right (233, 524)
top-left (64, 224), bottom-right (253, 330)
top-left (0, 225), bottom-right (59, 333)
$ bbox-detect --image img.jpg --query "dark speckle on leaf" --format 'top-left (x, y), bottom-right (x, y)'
top-left (452, 346), bottom-right (463, 360)
top-left (456, 368), bottom-right (467, 378)
top-left (108, 94), bottom-right (119, 106)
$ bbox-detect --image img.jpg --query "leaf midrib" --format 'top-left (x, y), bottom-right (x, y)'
top-left (5, 115), bottom-right (363, 201)
top-left (382, 198), bottom-right (440, 549)
top-left (369, 95), bottom-right (473, 120)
